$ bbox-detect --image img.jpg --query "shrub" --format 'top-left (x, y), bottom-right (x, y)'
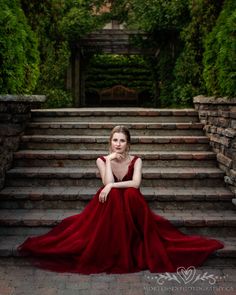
top-left (203, 0), bottom-right (236, 97)
top-left (0, 0), bottom-right (39, 94)
top-left (172, 0), bottom-right (223, 106)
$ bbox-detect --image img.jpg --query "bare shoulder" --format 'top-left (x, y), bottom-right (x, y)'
top-left (133, 156), bottom-right (142, 166)
top-left (96, 156), bottom-right (105, 167)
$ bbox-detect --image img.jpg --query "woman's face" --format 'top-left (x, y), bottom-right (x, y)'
top-left (111, 132), bottom-right (128, 154)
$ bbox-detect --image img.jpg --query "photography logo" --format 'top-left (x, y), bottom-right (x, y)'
top-left (147, 266), bottom-right (219, 285)
top-left (144, 266), bottom-right (234, 293)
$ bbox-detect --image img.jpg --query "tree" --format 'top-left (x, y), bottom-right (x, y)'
top-left (0, 0), bottom-right (39, 94)
top-left (203, 0), bottom-right (236, 97)
top-left (20, 0), bottom-right (106, 107)
top-left (172, 0), bottom-right (223, 106)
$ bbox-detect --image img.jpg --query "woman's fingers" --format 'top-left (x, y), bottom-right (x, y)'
top-left (109, 152), bottom-right (117, 160)
top-left (99, 191), bottom-right (107, 203)
top-left (99, 184), bottom-right (112, 202)
top-left (108, 152), bottom-right (124, 161)
top-left (115, 153), bottom-right (125, 161)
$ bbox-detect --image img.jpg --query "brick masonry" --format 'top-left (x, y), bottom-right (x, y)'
top-left (0, 95), bottom-right (46, 190)
top-left (194, 95), bottom-right (236, 198)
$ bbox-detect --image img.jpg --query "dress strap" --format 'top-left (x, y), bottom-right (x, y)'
top-left (99, 156), bottom-right (106, 162)
top-left (130, 155), bottom-right (139, 167)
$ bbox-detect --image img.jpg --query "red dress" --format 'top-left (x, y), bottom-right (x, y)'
top-left (18, 156), bottom-right (224, 274)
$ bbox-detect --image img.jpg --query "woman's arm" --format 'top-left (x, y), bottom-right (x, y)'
top-left (111, 158), bottom-right (142, 189)
top-left (96, 152), bottom-right (130, 185)
top-left (96, 157), bottom-right (115, 185)
top-left (98, 158), bottom-right (142, 203)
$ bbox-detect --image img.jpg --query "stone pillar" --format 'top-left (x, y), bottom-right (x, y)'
top-left (193, 95), bottom-right (236, 202)
top-left (0, 95), bottom-right (46, 189)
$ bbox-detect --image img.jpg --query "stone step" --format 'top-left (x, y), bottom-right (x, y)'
top-left (0, 186), bottom-right (234, 210)
top-left (20, 135), bottom-right (210, 151)
top-left (5, 167), bottom-right (225, 187)
top-left (31, 108), bottom-right (200, 123)
top-left (25, 122), bottom-right (204, 136)
top-left (0, 209), bottom-right (235, 237)
top-left (13, 150), bottom-right (217, 168)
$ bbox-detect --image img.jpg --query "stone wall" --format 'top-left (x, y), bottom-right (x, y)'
top-left (0, 95), bottom-right (46, 189)
top-left (194, 95), bottom-right (236, 196)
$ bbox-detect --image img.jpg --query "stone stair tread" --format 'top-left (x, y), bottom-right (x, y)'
top-left (27, 122), bottom-right (203, 129)
top-left (22, 135), bottom-right (208, 140)
top-left (0, 209), bottom-right (235, 226)
top-left (0, 235), bottom-right (235, 257)
top-left (32, 107), bottom-right (198, 115)
top-left (2, 106), bottom-right (235, 264)
top-left (6, 166), bottom-right (224, 178)
top-left (0, 186), bottom-right (233, 201)
top-left (14, 150), bottom-right (216, 159)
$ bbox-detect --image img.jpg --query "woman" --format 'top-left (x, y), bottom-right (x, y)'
top-left (18, 125), bottom-right (224, 274)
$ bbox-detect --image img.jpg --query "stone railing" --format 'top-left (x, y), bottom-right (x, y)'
top-left (193, 95), bottom-right (236, 197)
top-left (0, 95), bottom-right (46, 189)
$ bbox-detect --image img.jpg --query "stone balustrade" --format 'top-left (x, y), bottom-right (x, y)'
top-left (0, 95), bottom-right (46, 189)
top-left (194, 95), bottom-right (236, 197)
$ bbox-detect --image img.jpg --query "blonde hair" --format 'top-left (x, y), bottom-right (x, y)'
top-left (109, 125), bottom-right (131, 153)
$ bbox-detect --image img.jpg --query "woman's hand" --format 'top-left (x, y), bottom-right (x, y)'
top-left (107, 152), bottom-right (124, 162)
top-left (99, 183), bottom-right (113, 203)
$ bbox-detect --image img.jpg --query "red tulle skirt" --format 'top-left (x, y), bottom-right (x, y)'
top-left (18, 187), bottom-right (224, 274)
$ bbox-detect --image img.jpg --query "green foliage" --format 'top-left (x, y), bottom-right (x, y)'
top-left (126, 0), bottom-right (189, 31)
top-left (115, 0), bottom-right (233, 106)
top-left (20, 0), bottom-right (109, 107)
top-left (85, 54), bottom-right (153, 105)
top-left (153, 45), bottom-right (177, 107)
top-left (112, 1), bottom-right (189, 107)
top-left (41, 89), bottom-right (73, 108)
top-left (59, 4), bottom-right (104, 42)
top-left (172, 0), bottom-right (223, 106)
top-left (5, 0), bottom-right (233, 107)
top-left (0, 0), bottom-right (39, 94)
top-left (89, 54), bottom-right (148, 67)
top-left (86, 54), bottom-right (152, 89)
top-left (20, 0), bottom-right (72, 106)
top-left (37, 41), bottom-right (73, 108)
top-left (203, 0), bottom-right (236, 97)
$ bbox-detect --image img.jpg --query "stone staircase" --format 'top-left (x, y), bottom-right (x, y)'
top-left (0, 108), bottom-right (235, 266)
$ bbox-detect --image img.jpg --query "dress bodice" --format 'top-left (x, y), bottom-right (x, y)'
top-left (99, 155), bottom-right (139, 182)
